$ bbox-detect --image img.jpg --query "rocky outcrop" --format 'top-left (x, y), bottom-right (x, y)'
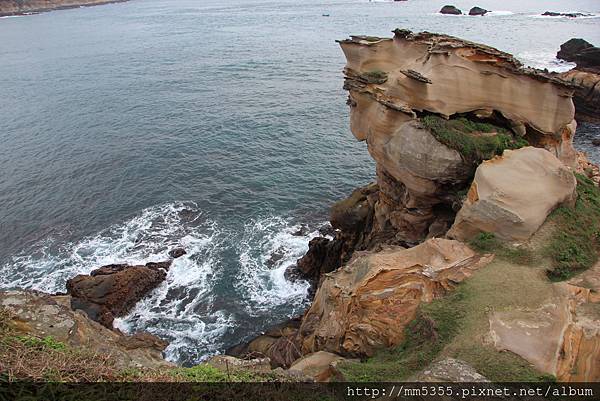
top-left (66, 261), bottom-right (170, 328)
top-left (542, 12), bottom-right (593, 18)
top-left (412, 358), bottom-right (488, 382)
top-left (448, 147), bottom-right (577, 241)
top-left (0, 290), bottom-right (171, 369)
top-left (489, 268), bottom-right (600, 382)
top-left (557, 39), bottom-right (600, 122)
top-left (296, 239), bottom-right (493, 357)
top-left (469, 7), bottom-right (488, 16)
top-left (288, 351), bottom-right (349, 382)
top-left (440, 5), bottom-right (462, 15)
top-left (336, 29), bottom-right (577, 247)
top-left (0, 0), bottom-right (127, 16)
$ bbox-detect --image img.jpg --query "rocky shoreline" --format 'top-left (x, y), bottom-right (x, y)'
top-left (0, 0), bottom-right (128, 17)
top-left (2, 29), bottom-right (600, 383)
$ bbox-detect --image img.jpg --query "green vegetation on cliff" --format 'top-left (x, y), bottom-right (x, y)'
top-left (545, 174), bottom-right (600, 280)
top-left (421, 115), bottom-right (528, 162)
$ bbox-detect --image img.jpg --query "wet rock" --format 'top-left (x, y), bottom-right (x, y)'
top-left (0, 290), bottom-right (171, 369)
top-left (318, 223), bottom-right (335, 237)
top-left (292, 225), bottom-right (309, 237)
top-left (440, 5), bottom-right (462, 15)
top-left (542, 11), bottom-right (592, 18)
top-left (469, 7), bottom-right (488, 16)
top-left (448, 147), bottom-right (577, 241)
top-left (557, 38), bottom-right (595, 63)
top-left (66, 262), bottom-right (168, 328)
top-left (593, 139), bottom-right (600, 146)
top-left (168, 248), bottom-right (187, 259)
top-left (296, 237), bottom-right (342, 282)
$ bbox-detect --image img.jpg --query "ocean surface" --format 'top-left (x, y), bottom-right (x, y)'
top-left (0, 0), bottom-right (599, 366)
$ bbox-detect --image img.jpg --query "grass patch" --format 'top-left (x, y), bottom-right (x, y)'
top-left (545, 174), bottom-right (600, 280)
top-left (360, 70), bottom-right (388, 84)
top-left (469, 232), bottom-right (536, 265)
top-left (421, 115), bottom-right (528, 163)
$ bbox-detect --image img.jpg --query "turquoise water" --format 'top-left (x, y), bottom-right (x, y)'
top-left (0, 0), bottom-right (599, 365)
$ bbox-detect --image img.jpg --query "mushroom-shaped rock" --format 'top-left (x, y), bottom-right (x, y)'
top-left (447, 147), bottom-right (577, 241)
top-left (440, 5), bottom-right (462, 15)
top-left (469, 7), bottom-right (489, 16)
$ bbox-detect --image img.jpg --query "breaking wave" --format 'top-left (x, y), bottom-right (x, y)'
top-left (517, 51), bottom-right (576, 73)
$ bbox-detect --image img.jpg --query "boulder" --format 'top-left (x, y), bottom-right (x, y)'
top-left (557, 38), bottom-right (595, 62)
top-left (440, 5), bottom-right (462, 15)
top-left (297, 238), bottom-right (493, 357)
top-left (468, 7), bottom-right (488, 16)
top-left (168, 248), bottom-right (186, 259)
top-left (207, 355), bottom-right (272, 373)
top-left (447, 147), bottom-right (577, 241)
top-left (288, 351), bottom-right (348, 382)
top-left (413, 358), bottom-right (488, 382)
top-left (0, 290), bottom-right (171, 369)
top-left (66, 262), bottom-right (169, 328)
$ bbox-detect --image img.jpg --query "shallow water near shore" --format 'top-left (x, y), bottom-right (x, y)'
top-left (0, 0), bottom-right (599, 365)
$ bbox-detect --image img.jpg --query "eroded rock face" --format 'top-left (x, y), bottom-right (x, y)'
top-left (413, 358), bottom-right (488, 382)
top-left (337, 29), bottom-right (577, 246)
top-left (559, 70), bottom-right (600, 122)
top-left (489, 272), bottom-right (600, 382)
top-left (296, 238), bottom-right (493, 357)
top-left (0, 290), bottom-right (171, 369)
top-left (288, 351), bottom-right (349, 382)
top-left (447, 147), bottom-right (577, 241)
top-left (66, 262), bottom-right (169, 328)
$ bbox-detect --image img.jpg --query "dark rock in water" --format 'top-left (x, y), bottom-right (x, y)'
top-left (168, 248), bottom-right (187, 259)
top-left (592, 138), bottom-right (600, 146)
top-left (557, 38), bottom-right (594, 62)
top-left (543, 11), bottom-right (592, 18)
top-left (292, 224), bottom-right (309, 237)
top-left (266, 248), bottom-right (285, 268)
top-left (469, 7), bottom-right (488, 16)
top-left (296, 237), bottom-right (342, 281)
top-left (66, 262), bottom-right (168, 329)
top-left (440, 5), bottom-right (462, 15)
top-left (145, 261), bottom-right (172, 271)
top-left (318, 223), bottom-right (335, 237)
top-left (575, 47), bottom-right (600, 71)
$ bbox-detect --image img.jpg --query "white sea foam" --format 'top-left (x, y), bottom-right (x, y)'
top-left (236, 216), bottom-right (316, 315)
top-left (486, 11), bottom-right (513, 16)
top-left (517, 51), bottom-right (576, 73)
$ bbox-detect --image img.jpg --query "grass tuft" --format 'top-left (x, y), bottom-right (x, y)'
top-left (469, 232), bottom-right (536, 265)
top-left (545, 174), bottom-right (600, 280)
top-left (421, 115), bottom-right (528, 163)
top-left (360, 70), bottom-right (388, 84)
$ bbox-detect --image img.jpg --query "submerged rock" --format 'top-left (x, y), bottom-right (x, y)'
top-left (542, 11), bottom-right (592, 18)
top-left (66, 261), bottom-right (169, 328)
top-left (440, 5), bottom-right (462, 15)
top-left (168, 248), bottom-right (186, 258)
top-left (469, 7), bottom-right (488, 16)
top-left (448, 147), bottom-right (577, 241)
top-left (296, 238), bottom-right (493, 357)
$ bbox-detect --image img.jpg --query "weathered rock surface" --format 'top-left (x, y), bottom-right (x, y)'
top-left (297, 239), bottom-right (493, 357)
top-left (0, 0), bottom-right (128, 16)
top-left (489, 277), bottom-right (600, 382)
top-left (448, 147), bottom-right (577, 241)
top-left (207, 355), bottom-right (272, 373)
top-left (66, 261), bottom-right (169, 328)
top-left (412, 358), bottom-right (488, 382)
top-left (557, 38), bottom-right (595, 63)
top-left (440, 5), bottom-right (461, 15)
top-left (559, 69), bottom-right (600, 122)
top-left (576, 151), bottom-right (600, 186)
top-left (469, 7), bottom-right (488, 16)
top-left (0, 290), bottom-right (171, 369)
top-left (337, 29), bottom-right (578, 247)
top-left (288, 351), bottom-right (349, 382)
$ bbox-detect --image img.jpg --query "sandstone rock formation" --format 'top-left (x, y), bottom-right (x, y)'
top-left (0, 0), bottom-right (127, 16)
top-left (0, 290), bottom-right (171, 369)
top-left (66, 261), bottom-right (169, 328)
top-left (287, 351), bottom-right (348, 382)
top-left (297, 239), bottom-right (493, 357)
top-left (489, 269), bottom-right (600, 382)
top-left (440, 5), bottom-right (462, 15)
top-left (447, 147), bottom-right (577, 241)
top-left (335, 29), bottom-right (577, 248)
top-left (412, 358), bottom-right (488, 382)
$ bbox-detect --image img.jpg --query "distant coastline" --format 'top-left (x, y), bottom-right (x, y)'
top-left (0, 0), bottom-right (128, 17)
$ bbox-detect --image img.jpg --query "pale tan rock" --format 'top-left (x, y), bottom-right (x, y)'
top-left (576, 151), bottom-right (600, 186)
top-left (447, 147), bottom-right (577, 241)
top-left (412, 358), bottom-right (488, 382)
top-left (297, 238), bottom-right (493, 357)
top-left (0, 290), bottom-right (172, 369)
top-left (489, 282), bottom-right (600, 382)
top-left (207, 355), bottom-right (272, 373)
top-left (559, 69), bottom-right (600, 122)
top-left (288, 351), bottom-right (348, 382)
